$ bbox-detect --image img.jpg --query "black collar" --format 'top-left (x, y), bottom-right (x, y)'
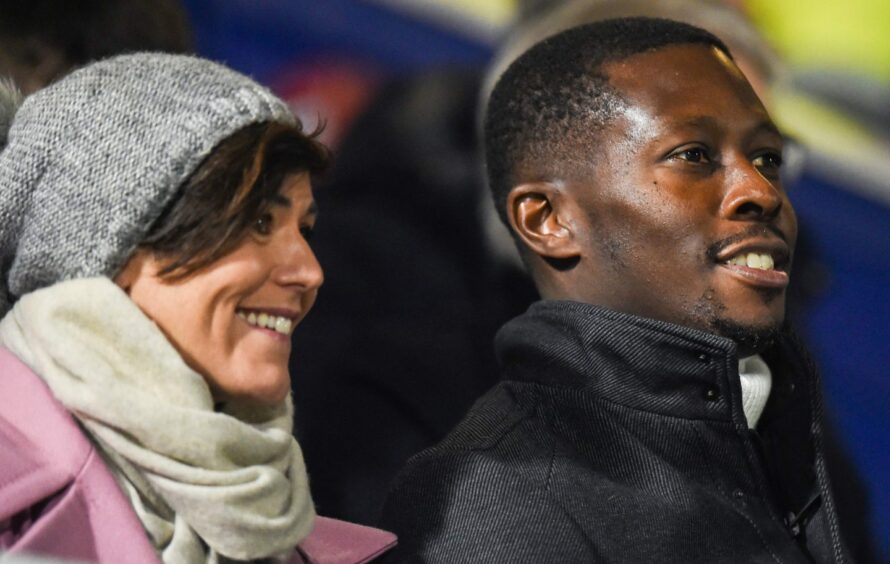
top-left (495, 300), bottom-right (803, 425)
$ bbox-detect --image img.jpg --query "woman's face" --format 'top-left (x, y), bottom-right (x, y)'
top-left (116, 173), bottom-right (323, 406)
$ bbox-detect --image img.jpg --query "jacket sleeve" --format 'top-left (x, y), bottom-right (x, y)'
top-left (379, 449), bottom-right (597, 563)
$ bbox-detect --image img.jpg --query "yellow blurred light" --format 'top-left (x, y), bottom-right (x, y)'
top-left (747, 0), bottom-right (890, 83)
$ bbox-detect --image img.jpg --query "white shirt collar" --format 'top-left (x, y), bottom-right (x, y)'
top-left (738, 355), bottom-right (772, 429)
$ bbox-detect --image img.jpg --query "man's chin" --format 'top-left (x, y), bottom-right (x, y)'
top-left (712, 317), bottom-right (782, 357)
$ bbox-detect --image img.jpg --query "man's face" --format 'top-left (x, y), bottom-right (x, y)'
top-left (565, 44), bottom-right (797, 354)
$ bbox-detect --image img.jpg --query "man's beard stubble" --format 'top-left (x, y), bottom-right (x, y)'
top-left (713, 316), bottom-right (781, 357)
top-left (689, 286), bottom-right (783, 357)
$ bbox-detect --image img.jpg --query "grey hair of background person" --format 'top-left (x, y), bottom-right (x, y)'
top-left (0, 53), bottom-right (295, 316)
top-left (478, 0), bottom-right (785, 270)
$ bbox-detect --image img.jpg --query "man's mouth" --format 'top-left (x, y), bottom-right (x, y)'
top-left (717, 247), bottom-right (790, 288)
top-left (724, 252), bottom-right (776, 271)
top-left (236, 308), bottom-right (298, 336)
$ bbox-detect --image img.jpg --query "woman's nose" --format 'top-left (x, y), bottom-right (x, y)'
top-left (272, 231), bottom-right (324, 291)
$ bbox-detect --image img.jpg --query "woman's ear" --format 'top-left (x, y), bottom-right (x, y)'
top-left (506, 182), bottom-right (581, 260)
top-left (114, 249), bottom-right (151, 292)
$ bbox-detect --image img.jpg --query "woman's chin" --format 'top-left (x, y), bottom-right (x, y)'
top-left (210, 368), bottom-right (292, 408)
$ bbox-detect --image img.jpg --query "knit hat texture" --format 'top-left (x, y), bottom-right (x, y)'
top-left (0, 53), bottom-right (295, 315)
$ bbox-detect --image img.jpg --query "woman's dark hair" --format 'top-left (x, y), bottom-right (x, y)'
top-left (140, 121), bottom-right (329, 278)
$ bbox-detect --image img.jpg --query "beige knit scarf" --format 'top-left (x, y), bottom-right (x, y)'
top-left (0, 277), bottom-right (315, 562)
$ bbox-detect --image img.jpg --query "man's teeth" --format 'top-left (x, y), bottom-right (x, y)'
top-left (237, 310), bottom-right (294, 335)
top-left (727, 252), bottom-right (775, 270)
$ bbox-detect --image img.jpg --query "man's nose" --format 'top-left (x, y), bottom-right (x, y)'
top-left (718, 162), bottom-right (784, 221)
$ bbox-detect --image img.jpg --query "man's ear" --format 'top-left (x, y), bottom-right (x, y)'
top-left (506, 182), bottom-right (580, 260)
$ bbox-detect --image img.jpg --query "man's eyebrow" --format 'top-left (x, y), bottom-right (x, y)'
top-left (672, 117), bottom-right (783, 141)
top-left (742, 120), bottom-right (784, 147)
top-left (673, 116), bottom-right (721, 130)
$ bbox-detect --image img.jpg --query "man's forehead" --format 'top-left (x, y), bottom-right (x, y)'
top-left (602, 43), bottom-right (740, 86)
top-left (598, 43), bottom-right (772, 138)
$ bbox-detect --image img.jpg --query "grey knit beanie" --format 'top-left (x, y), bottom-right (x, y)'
top-left (0, 53), bottom-right (295, 315)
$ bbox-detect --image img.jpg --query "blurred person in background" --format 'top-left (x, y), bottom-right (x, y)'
top-left (0, 0), bottom-right (193, 95)
top-left (0, 53), bottom-right (394, 562)
top-left (288, 47), bottom-right (537, 526)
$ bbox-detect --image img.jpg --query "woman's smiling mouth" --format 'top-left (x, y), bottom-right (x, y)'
top-left (236, 308), bottom-right (299, 336)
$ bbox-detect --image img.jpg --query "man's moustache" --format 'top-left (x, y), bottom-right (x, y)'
top-left (705, 224), bottom-right (788, 262)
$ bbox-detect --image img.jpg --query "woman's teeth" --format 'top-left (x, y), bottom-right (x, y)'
top-left (237, 310), bottom-right (294, 335)
top-left (727, 252), bottom-right (775, 270)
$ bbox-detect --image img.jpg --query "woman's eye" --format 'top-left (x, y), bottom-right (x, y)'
top-left (753, 152), bottom-right (783, 171)
top-left (253, 213), bottom-right (273, 235)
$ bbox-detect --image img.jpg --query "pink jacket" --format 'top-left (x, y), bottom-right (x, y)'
top-left (0, 346), bottom-right (396, 563)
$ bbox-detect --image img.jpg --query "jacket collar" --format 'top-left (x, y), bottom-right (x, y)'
top-left (495, 300), bottom-right (788, 425)
top-left (297, 517), bottom-right (397, 563)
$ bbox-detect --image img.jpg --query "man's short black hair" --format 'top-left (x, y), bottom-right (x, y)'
top-left (484, 17), bottom-right (731, 226)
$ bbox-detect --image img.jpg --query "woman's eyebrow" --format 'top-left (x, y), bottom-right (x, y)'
top-left (268, 193), bottom-right (291, 207)
top-left (269, 194), bottom-right (319, 218)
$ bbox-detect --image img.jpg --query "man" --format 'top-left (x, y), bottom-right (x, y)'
top-left (380, 18), bottom-right (851, 562)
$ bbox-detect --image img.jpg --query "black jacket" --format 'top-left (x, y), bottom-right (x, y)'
top-left (381, 301), bottom-right (852, 562)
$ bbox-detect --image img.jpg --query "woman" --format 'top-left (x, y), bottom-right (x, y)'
top-left (0, 53), bottom-right (395, 562)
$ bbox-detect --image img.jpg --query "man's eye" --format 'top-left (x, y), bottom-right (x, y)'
top-left (254, 213), bottom-right (273, 235)
top-left (671, 147), bottom-right (710, 163)
top-left (752, 152), bottom-right (783, 170)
